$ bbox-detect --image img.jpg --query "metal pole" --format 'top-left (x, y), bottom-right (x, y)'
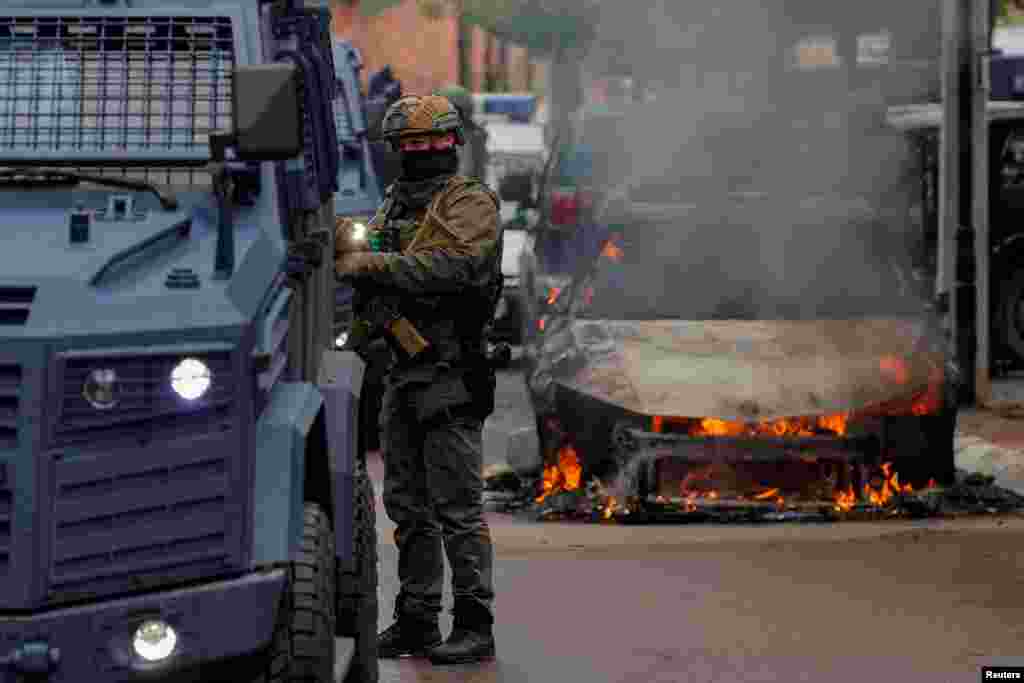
top-left (939, 0), bottom-right (961, 372)
top-left (973, 0), bottom-right (992, 404)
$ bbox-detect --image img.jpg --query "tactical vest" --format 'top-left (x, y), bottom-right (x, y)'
top-left (375, 175), bottom-right (503, 370)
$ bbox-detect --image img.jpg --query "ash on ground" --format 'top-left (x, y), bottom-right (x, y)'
top-left (484, 464), bottom-right (1024, 523)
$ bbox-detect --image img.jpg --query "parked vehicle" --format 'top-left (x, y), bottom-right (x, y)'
top-left (0, 2), bottom-right (377, 681)
top-left (485, 121), bottom-right (547, 345)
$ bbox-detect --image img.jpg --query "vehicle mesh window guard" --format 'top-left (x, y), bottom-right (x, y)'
top-left (0, 16), bottom-right (234, 156)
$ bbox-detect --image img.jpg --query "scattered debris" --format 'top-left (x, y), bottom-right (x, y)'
top-left (482, 464), bottom-right (1024, 523)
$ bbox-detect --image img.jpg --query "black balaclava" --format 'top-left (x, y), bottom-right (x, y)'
top-left (399, 148), bottom-right (459, 183)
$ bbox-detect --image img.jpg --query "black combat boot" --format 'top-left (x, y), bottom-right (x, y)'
top-left (428, 599), bottom-right (495, 665)
top-left (377, 611), bottom-right (443, 658)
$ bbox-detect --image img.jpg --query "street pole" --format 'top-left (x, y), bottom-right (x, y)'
top-left (939, 0), bottom-right (962, 383)
top-left (972, 0), bottom-right (992, 404)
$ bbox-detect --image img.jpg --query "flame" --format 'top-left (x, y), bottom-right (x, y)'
top-left (834, 485), bottom-right (857, 512)
top-left (601, 241), bottom-right (624, 262)
top-left (547, 287), bottom-right (562, 305)
top-left (879, 355), bottom-right (910, 385)
top-left (603, 496), bottom-right (618, 519)
top-left (911, 365), bottom-right (945, 416)
top-left (535, 444), bottom-right (583, 503)
top-left (690, 414), bottom-right (848, 438)
top-left (753, 488), bottom-right (780, 500)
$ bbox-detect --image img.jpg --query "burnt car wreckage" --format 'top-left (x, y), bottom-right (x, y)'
top-left (506, 0), bottom-right (1017, 523)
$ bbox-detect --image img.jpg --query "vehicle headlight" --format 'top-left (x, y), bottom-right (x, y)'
top-left (83, 368), bottom-right (119, 410)
top-left (132, 620), bottom-right (177, 662)
top-left (170, 358), bottom-right (212, 401)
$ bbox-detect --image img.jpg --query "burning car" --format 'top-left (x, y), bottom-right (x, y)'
top-left (521, 3), bottom-right (959, 521)
top-left (523, 194), bottom-right (959, 520)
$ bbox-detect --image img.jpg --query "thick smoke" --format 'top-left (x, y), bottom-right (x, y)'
top-left (573, 0), bottom-right (943, 322)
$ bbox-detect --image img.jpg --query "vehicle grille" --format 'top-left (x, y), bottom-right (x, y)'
top-left (0, 361), bottom-right (21, 449)
top-left (55, 351), bottom-right (234, 447)
top-left (49, 436), bottom-right (234, 599)
top-left (49, 349), bottom-right (239, 600)
top-left (0, 286), bottom-right (34, 326)
top-left (0, 15), bottom-right (234, 155)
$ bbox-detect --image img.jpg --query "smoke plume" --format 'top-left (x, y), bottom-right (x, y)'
top-left (569, 0), bottom-right (943, 323)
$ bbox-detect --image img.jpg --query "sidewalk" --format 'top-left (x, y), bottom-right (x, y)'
top-left (955, 406), bottom-right (1024, 494)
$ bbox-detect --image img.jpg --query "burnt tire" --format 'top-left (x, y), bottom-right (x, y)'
top-left (252, 502), bottom-right (336, 683)
top-left (336, 457), bottom-right (379, 683)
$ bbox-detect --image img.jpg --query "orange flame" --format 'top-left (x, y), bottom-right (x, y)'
top-left (547, 287), bottom-right (562, 305)
top-left (601, 241), bottom-right (624, 262)
top-left (911, 365), bottom-right (945, 416)
top-left (603, 496), bottom-right (618, 519)
top-left (691, 414), bottom-right (848, 438)
top-left (879, 355), bottom-right (910, 386)
top-left (834, 485), bottom-right (857, 512)
top-left (535, 444), bottom-right (583, 503)
top-left (753, 488), bottom-right (780, 500)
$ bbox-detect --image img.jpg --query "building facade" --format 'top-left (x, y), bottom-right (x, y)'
top-left (331, 0), bottom-right (545, 97)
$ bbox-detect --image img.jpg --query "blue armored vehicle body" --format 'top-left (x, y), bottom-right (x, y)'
top-left (0, 1), bottom-right (378, 681)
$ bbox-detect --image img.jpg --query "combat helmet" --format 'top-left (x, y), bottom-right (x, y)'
top-left (380, 94), bottom-right (465, 150)
top-left (436, 85), bottom-right (474, 126)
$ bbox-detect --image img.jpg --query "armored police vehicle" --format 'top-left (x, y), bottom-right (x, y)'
top-left (0, 1), bottom-right (377, 681)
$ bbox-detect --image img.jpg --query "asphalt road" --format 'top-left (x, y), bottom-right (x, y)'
top-left (347, 364), bottom-right (1024, 683)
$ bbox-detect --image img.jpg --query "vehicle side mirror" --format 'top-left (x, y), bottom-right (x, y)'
top-left (231, 63), bottom-right (303, 161)
top-left (498, 172), bottom-right (535, 207)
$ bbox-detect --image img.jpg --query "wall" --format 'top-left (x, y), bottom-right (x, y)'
top-left (332, 0), bottom-right (541, 96)
top-left (332, 1), bottom-right (458, 95)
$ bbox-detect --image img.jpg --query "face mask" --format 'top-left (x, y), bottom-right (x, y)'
top-left (400, 149), bottom-right (459, 181)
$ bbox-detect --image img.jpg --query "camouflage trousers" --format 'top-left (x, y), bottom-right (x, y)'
top-left (379, 381), bottom-right (495, 620)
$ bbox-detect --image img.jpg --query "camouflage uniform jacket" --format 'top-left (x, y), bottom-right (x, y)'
top-left (352, 175), bottom-right (502, 391)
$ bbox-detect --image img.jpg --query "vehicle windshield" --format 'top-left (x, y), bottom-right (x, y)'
top-left (0, 15), bottom-right (234, 191)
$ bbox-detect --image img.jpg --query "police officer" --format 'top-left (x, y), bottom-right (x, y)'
top-left (437, 84), bottom-right (489, 181)
top-left (335, 94), bottom-right (501, 665)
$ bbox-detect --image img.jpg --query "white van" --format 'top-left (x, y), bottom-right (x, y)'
top-left (483, 120), bottom-right (546, 344)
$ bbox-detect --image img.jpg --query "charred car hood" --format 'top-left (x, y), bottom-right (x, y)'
top-left (552, 318), bottom-right (944, 421)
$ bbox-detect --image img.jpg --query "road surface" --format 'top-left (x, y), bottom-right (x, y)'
top-left (348, 364), bottom-right (1024, 683)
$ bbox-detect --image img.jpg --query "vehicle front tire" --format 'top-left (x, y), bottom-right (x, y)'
top-left (336, 457), bottom-right (380, 683)
top-left (252, 502), bottom-right (337, 683)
